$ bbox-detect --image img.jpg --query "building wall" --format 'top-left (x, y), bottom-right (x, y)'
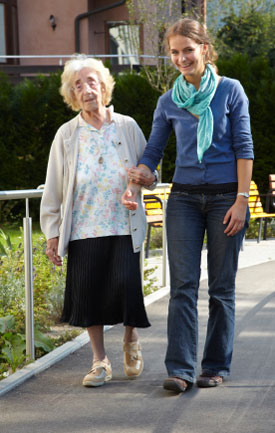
top-left (17, 0), bottom-right (89, 65)
top-left (14, 0), bottom-right (203, 65)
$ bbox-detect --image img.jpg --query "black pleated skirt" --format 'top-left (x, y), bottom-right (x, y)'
top-left (61, 235), bottom-right (150, 328)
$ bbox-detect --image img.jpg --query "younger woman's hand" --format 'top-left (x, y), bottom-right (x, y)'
top-left (223, 198), bottom-right (247, 236)
top-left (127, 165), bottom-right (155, 186)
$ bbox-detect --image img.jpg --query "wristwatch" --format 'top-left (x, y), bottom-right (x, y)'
top-left (237, 192), bottom-right (249, 198)
top-left (148, 170), bottom-right (158, 188)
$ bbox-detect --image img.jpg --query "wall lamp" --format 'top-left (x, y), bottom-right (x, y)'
top-left (49, 15), bottom-right (57, 31)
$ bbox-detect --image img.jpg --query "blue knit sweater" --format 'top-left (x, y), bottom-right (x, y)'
top-left (139, 76), bottom-right (254, 185)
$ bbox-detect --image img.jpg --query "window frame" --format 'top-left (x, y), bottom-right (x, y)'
top-left (0, 0), bottom-right (19, 64)
top-left (105, 20), bottom-right (142, 66)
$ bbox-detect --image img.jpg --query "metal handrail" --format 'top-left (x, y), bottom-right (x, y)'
top-left (0, 183), bottom-right (169, 360)
top-left (1, 54), bottom-right (168, 59)
top-left (1, 54), bottom-right (169, 66)
top-left (0, 189), bottom-right (43, 200)
top-left (0, 188), bottom-right (43, 360)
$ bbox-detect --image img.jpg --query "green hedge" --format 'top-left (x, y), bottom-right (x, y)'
top-left (155, 55), bottom-right (275, 187)
top-left (0, 58), bottom-right (274, 222)
top-left (217, 54), bottom-right (275, 194)
top-left (0, 72), bottom-right (75, 221)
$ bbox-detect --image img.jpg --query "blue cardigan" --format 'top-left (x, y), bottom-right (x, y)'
top-left (139, 76), bottom-right (254, 185)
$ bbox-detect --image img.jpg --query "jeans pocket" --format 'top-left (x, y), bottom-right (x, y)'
top-left (216, 192), bottom-right (237, 202)
top-left (169, 191), bottom-right (189, 200)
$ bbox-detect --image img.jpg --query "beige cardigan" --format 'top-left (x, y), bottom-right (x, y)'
top-left (40, 109), bottom-right (151, 256)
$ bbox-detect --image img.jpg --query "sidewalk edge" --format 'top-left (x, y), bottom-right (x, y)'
top-left (0, 288), bottom-right (171, 397)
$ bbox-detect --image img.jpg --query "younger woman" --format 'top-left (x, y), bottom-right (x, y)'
top-left (123, 18), bottom-right (254, 393)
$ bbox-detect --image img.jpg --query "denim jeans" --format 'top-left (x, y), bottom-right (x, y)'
top-left (165, 191), bottom-right (250, 383)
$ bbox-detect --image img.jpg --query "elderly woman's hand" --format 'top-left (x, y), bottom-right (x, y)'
top-left (46, 237), bottom-right (62, 266)
top-left (121, 184), bottom-right (140, 210)
top-left (127, 164), bottom-right (155, 187)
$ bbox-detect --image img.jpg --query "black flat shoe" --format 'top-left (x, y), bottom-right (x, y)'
top-left (197, 373), bottom-right (223, 388)
top-left (163, 377), bottom-right (189, 393)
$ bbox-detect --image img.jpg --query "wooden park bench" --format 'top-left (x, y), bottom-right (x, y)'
top-left (267, 174), bottom-right (275, 211)
top-left (248, 180), bottom-right (275, 242)
top-left (143, 180), bottom-right (275, 255)
top-left (143, 184), bottom-right (171, 258)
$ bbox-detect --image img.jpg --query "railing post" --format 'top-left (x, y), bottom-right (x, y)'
top-left (162, 187), bottom-right (168, 287)
top-left (23, 198), bottom-right (35, 360)
top-left (140, 189), bottom-right (145, 291)
top-left (140, 240), bottom-right (145, 291)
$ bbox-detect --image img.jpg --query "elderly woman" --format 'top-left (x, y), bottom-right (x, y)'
top-left (40, 56), bottom-right (156, 387)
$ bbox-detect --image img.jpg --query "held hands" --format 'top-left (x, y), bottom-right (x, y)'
top-left (121, 185), bottom-right (139, 210)
top-left (223, 197), bottom-right (248, 236)
top-left (121, 164), bottom-right (155, 210)
top-left (46, 237), bottom-right (62, 266)
top-left (126, 165), bottom-right (155, 187)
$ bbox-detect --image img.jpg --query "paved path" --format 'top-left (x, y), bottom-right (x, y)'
top-left (1, 240), bottom-right (275, 433)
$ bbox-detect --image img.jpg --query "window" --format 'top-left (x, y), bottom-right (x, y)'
top-left (107, 22), bottom-right (140, 65)
top-left (0, 0), bottom-right (18, 64)
top-left (181, 0), bottom-right (200, 14)
top-left (0, 3), bottom-right (6, 62)
top-left (181, 1), bottom-right (186, 13)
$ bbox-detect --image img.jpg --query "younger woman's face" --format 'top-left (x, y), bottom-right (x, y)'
top-left (169, 35), bottom-right (207, 82)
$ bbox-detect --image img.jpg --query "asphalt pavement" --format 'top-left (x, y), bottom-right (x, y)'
top-left (1, 240), bottom-right (275, 433)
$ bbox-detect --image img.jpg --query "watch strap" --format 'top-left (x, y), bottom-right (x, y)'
top-left (237, 192), bottom-right (249, 198)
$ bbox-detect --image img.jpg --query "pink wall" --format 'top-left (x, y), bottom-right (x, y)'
top-left (16, 0), bottom-right (202, 65)
top-left (17, 0), bottom-right (89, 65)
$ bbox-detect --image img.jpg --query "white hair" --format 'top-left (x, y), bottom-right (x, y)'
top-left (60, 55), bottom-right (115, 111)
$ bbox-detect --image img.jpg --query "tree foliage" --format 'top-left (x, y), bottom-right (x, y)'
top-left (214, 5), bottom-right (275, 60)
top-left (126, 0), bottom-right (203, 91)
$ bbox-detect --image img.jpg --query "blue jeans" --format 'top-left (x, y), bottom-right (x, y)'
top-left (165, 191), bottom-right (250, 383)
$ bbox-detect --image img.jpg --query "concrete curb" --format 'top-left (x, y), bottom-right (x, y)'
top-left (0, 289), bottom-right (169, 397)
top-left (0, 330), bottom-right (89, 397)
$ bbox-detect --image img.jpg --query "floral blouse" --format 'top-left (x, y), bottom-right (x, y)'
top-left (70, 115), bottom-right (130, 241)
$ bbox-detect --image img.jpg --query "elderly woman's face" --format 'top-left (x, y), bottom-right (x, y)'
top-left (72, 67), bottom-right (105, 112)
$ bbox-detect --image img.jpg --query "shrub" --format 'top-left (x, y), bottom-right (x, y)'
top-left (0, 315), bottom-right (55, 379)
top-left (0, 229), bottom-right (67, 332)
top-left (217, 54), bottom-right (275, 194)
top-left (112, 71), bottom-right (160, 139)
top-left (0, 73), bottom-right (75, 222)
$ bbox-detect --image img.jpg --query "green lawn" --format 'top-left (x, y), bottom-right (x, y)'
top-left (0, 221), bottom-right (44, 247)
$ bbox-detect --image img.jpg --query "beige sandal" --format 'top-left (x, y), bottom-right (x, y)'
top-left (123, 341), bottom-right (143, 377)
top-left (82, 360), bottom-right (112, 387)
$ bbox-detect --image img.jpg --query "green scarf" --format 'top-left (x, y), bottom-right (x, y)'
top-left (171, 64), bottom-right (218, 163)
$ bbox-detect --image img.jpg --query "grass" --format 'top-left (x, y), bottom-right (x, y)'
top-left (0, 221), bottom-right (44, 246)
